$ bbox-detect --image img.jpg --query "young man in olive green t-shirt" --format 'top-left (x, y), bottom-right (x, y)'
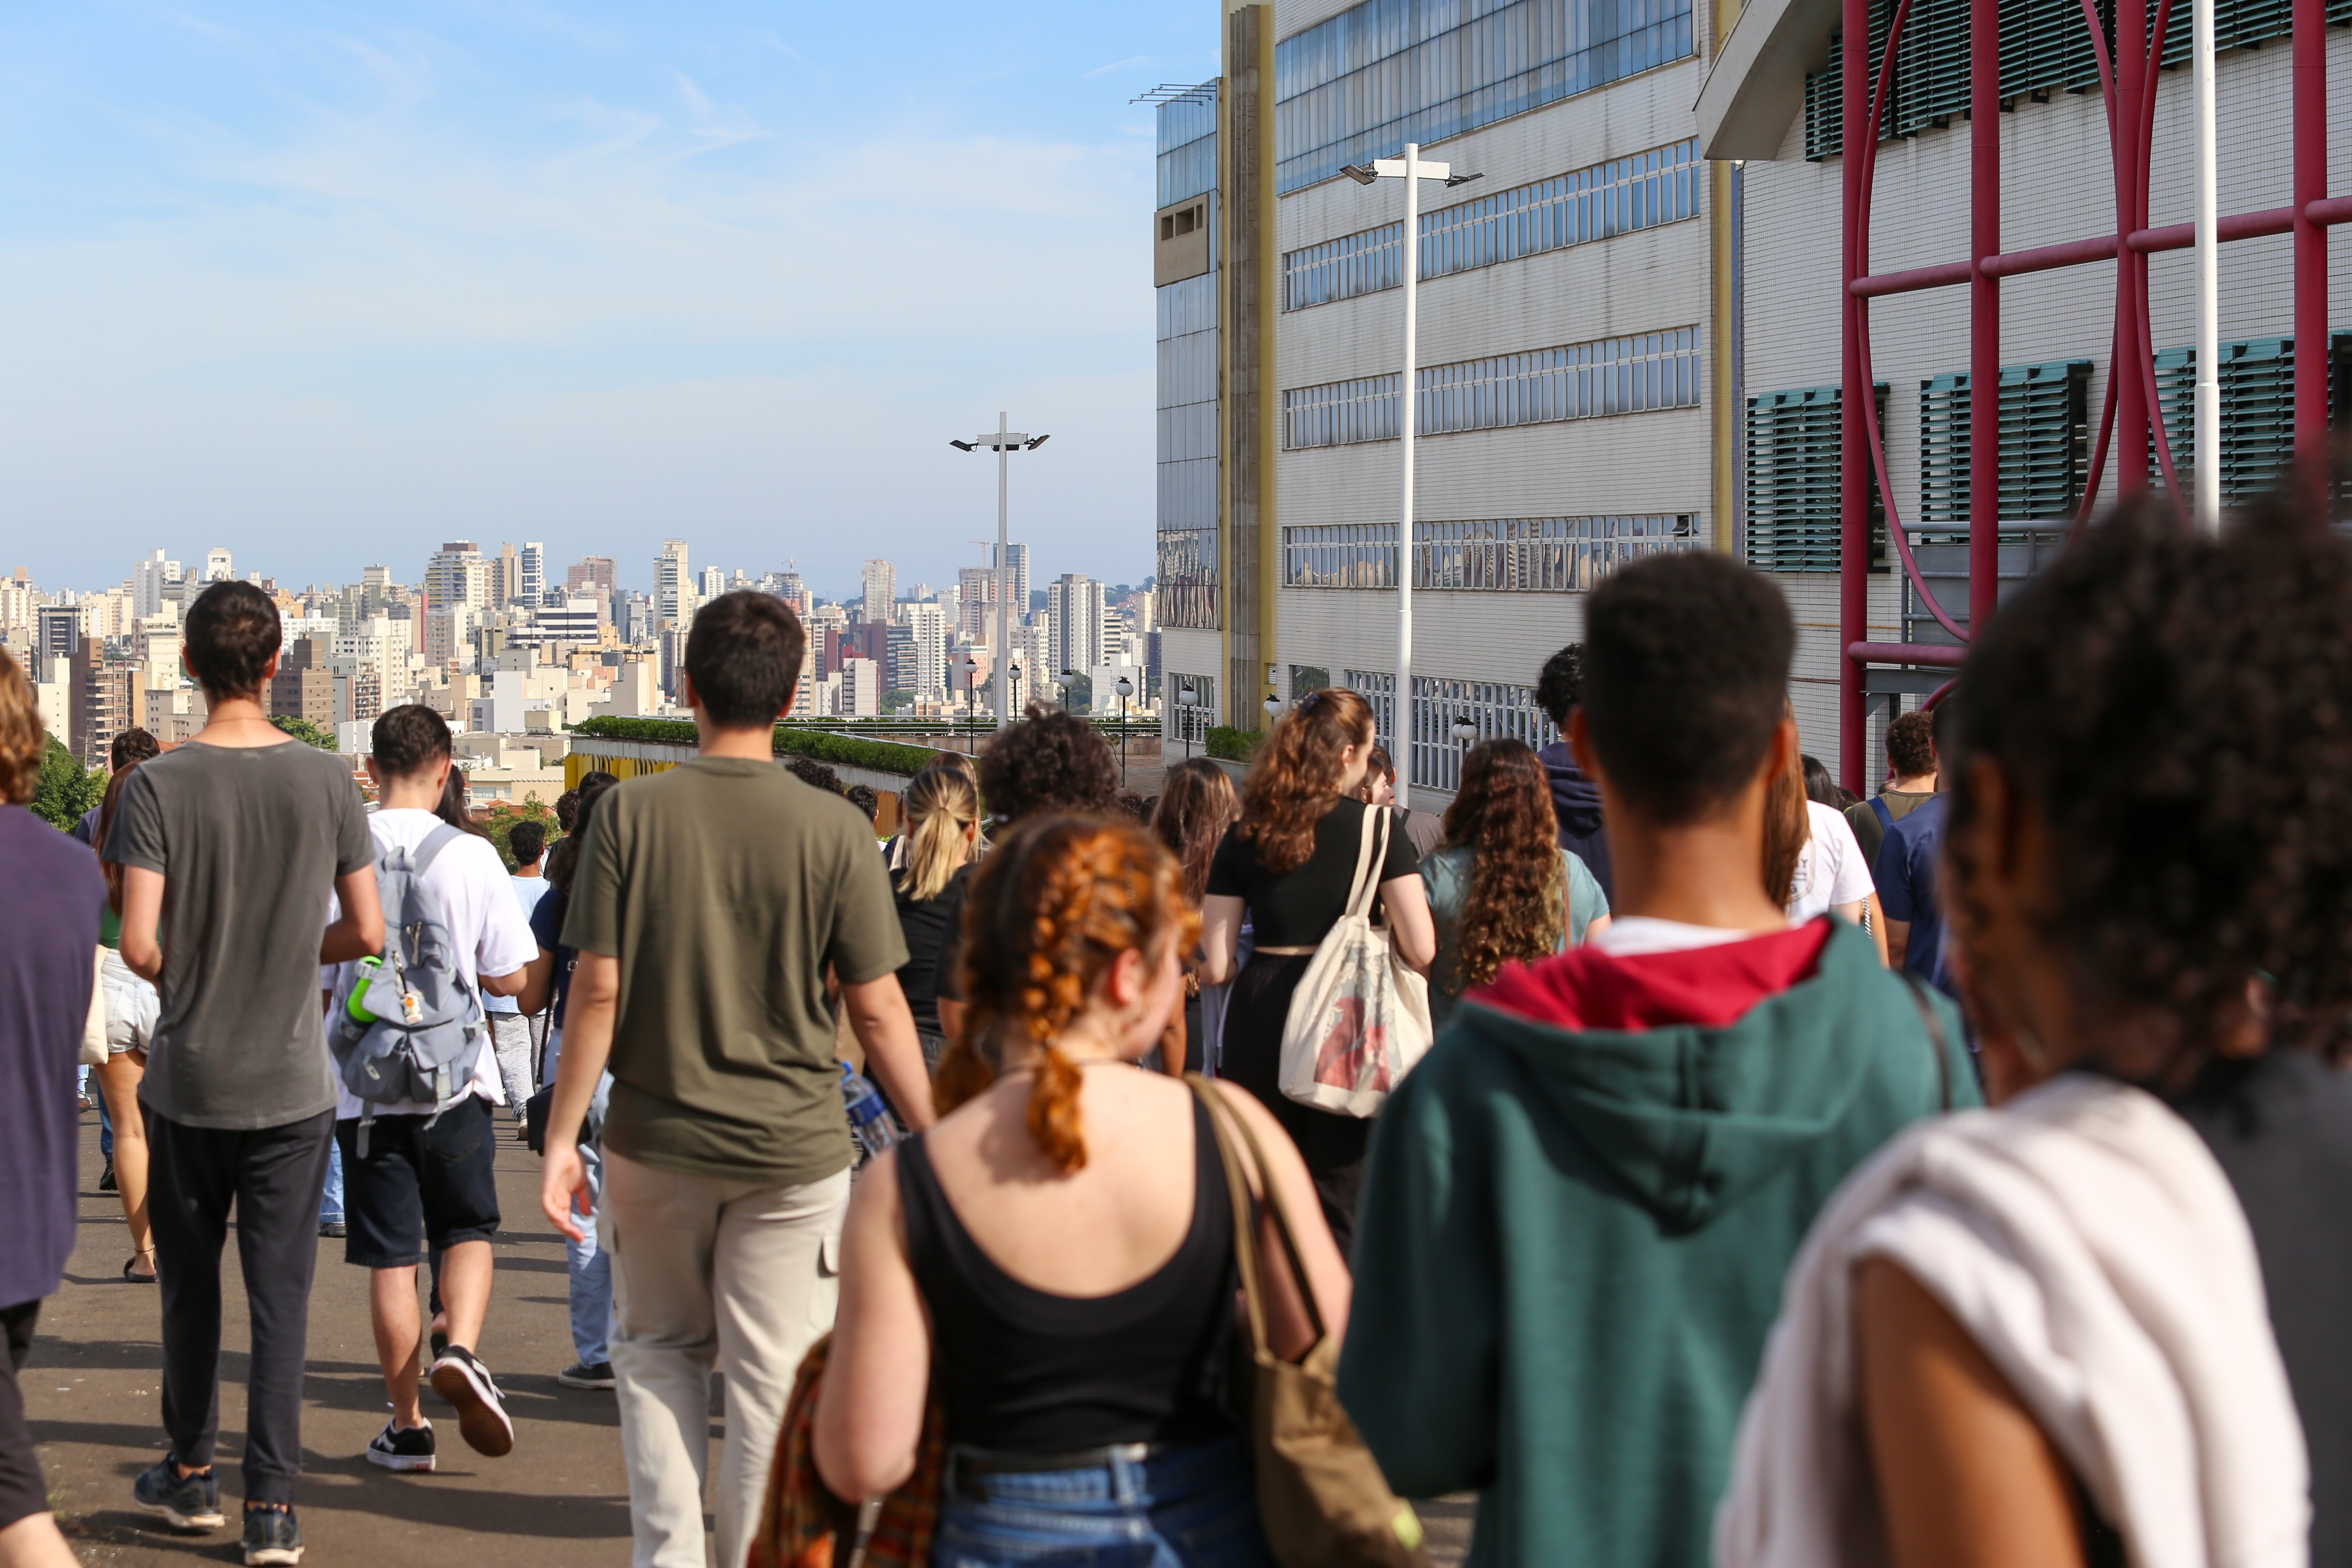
top-left (539, 592), bottom-right (933, 1568)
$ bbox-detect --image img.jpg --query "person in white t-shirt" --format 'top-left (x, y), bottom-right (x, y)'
top-left (484, 818), bottom-right (551, 1133)
top-left (1785, 799), bottom-right (1877, 928)
top-left (324, 706), bottom-right (536, 1478)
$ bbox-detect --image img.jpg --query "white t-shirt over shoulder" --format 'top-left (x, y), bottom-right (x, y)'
top-left (323, 809), bottom-right (541, 1116)
top-left (1786, 800), bottom-right (1877, 924)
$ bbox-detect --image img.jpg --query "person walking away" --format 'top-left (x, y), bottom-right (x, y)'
top-left (1842, 707), bottom-right (1938, 870)
top-left (1533, 643), bottom-right (1614, 904)
top-left (483, 817), bottom-right (550, 1131)
top-left (814, 816), bottom-right (1351, 1566)
top-left (1197, 688), bottom-right (1436, 1254)
top-left (1769, 738), bottom-right (1880, 947)
top-left (1798, 753), bottom-right (1889, 964)
top-left (90, 763), bottom-right (161, 1282)
top-left (1872, 702), bottom-right (1957, 994)
top-left (1151, 758), bottom-right (1243, 1075)
top-left (890, 765), bottom-right (980, 1071)
top-left (79, 728), bottom-right (161, 1191)
top-left (929, 706), bottom-right (1121, 1041)
top-left (323, 704), bottom-right (537, 1476)
top-left (1337, 552), bottom-right (1973, 1566)
top-left (104, 580), bottom-right (383, 1567)
top-left (1359, 744), bottom-right (1445, 860)
top-left (518, 772), bottom-right (620, 1392)
top-left (1718, 498), bottom-right (2350, 1568)
top-left (0, 652), bottom-right (106, 1568)
top-left (538, 591), bottom-right (935, 1568)
top-left (1419, 738), bottom-right (1609, 1033)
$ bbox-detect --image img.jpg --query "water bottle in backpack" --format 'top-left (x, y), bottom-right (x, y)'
top-left (839, 1061), bottom-right (900, 1159)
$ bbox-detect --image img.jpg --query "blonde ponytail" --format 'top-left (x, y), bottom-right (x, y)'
top-left (897, 766), bottom-right (981, 902)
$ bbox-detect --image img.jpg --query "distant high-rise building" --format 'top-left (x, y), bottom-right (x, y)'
top-left (655, 540), bottom-right (692, 631)
top-left (494, 543), bottom-right (521, 606)
top-left (699, 566), bottom-right (725, 604)
top-left (956, 566), bottom-right (1001, 643)
top-left (1046, 573), bottom-right (1106, 679)
top-left (204, 548), bottom-right (233, 583)
top-left (70, 637), bottom-right (132, 766)
top-left (861, 560), bottom-right (896, 623)
top-left (998, 543), bottom-right (1031, 613)
top-left (839, 656), bottom-right (881, 718)
top-left (567, 556), bottom-right (616, 594)
top-left (518, 543), bottom-right (546, 606)
top-left (133, 550), bottom-right (182, 619)
top-left (269, 639), bottom-right (335, 733)
top-left (36, 606), bottom-right (83, 663)
top-left (902, 602), bottom-right (949, 698)
top-left (424, 541), bottom-right (490, 621)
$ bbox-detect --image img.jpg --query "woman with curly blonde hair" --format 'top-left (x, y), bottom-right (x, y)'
top-left (814, 816), bottom-right (1348, 1565)
top-left (1420, 738), bottom-right (1609, 1029)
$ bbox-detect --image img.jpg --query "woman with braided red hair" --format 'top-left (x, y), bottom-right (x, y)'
top-left (812, 816), bottom-right (1349, 1566)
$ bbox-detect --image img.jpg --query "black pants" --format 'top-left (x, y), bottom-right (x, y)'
top-left (0, 1300), bottom-right (43, 1531)
top-left (144, 1106), bottom-right (334, 1506)
top-left (1222, 953), bottom-right (1372, 1259)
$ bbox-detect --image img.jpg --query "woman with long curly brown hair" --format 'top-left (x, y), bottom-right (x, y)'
top-left (1198, 687), bottom-right (1435, 1251)
top-left (813, 816), bottom-right (1348, 1565)
top-left (1151, 759), bottom-right (1242, 1074)
top-left (1421, 738), bottom-right (1610, 1029)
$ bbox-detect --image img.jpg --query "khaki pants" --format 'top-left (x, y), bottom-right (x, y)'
top-left (603, 1149), bottom-right (850, 1568)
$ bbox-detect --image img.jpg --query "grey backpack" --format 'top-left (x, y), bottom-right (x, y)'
top-left (330, 823), bottom-right (485, 1154)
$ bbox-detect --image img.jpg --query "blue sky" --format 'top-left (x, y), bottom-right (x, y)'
top-left (0, 1), bottom-right (1216, 601)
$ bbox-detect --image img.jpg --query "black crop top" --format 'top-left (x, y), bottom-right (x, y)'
top-left (898, 1096), bottom-right (1240, 1451)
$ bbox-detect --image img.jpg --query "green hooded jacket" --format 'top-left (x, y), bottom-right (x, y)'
top-left (1337, 919), bottom-right (1977, 1566)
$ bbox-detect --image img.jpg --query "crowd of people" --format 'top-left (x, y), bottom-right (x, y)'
top-left (0, 491), bottom-right (2346, 1568)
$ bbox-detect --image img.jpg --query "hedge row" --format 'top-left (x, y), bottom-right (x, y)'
top-left (569, 716), bottom-right (937, 777)
top-left (1206, 725), bottom-right (1261, 763)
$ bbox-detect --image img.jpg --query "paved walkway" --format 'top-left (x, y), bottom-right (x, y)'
top-left (28, 1106), bottom-right (1473, 1567)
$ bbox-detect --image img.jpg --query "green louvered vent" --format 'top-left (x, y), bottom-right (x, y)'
top-left (1918, 361), bottom-right (2092, 524)
top-left (1804, 0), bottom-right (2330, 157)
top-left (2152, 339), bottom-right (2297, 505)
top-left (1746, 385), bottom-right (1889, 572)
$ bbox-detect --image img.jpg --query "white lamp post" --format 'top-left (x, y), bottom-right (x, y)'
top-left (1341, 147), bottom-right (1480, 809)
top-left (1179, 682), bottom-right (1199, 763)
top-left (962, 653), bottom-right (982, 753)
top-left (949, 415), bottom-right (1051, 726)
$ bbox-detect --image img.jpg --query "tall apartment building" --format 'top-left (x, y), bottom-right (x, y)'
top-left (654, 540), bottom-right (693, 631)
top-left (495, 543), bottom-right (521, 606)
top-left (269, 639), bottom-right (335, 732)
top-left (1046, 573), bottom-right (1108, 678)
top-left (996, 543), bottom-right (1031, 612)
top-left (69, 637), bottom-right (131, 766)
top-left (901, 602), bottom-right (950, 698)
top-left (133, 550), bottom-right (182, 619)
top-left (861, 559), bottom-right (897, 623)
top-left (1155, 0), bottom-right (1737, 801)
top-left (956, 566), bottom-right (1001, 643)
top-left (203, 548), bottom-right (233, 583)
top-left (700, 566), bottom-right (726, 603)
top-left (518, 542), bottom-right (546, 606)
top-left (567, 556), bottom-right (616, 594)
top-left (424, 542), bottom-right (490, 619)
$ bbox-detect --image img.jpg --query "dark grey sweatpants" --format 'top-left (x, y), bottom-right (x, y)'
top-left (143, 1106), bottom-right (334, 1506)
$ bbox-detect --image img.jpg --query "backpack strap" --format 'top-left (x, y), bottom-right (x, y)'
top-left (1869, 794), bottom-right (1896, 832)
top-left (410, 821), bottom-right (467, 878)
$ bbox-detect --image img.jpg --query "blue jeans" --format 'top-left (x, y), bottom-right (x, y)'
top-left (98, 1092), bottom-right (114, 1163)
top-left (319, 1136), bottom-right (343, 1224)
top-left (567, 1069), bottom-right (614, 1367)
top-left (933, 1435), bottom-right (1272, 1568)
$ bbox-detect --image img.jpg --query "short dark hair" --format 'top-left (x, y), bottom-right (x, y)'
top-left (844, 783), bottom-right (879, 822)
top-left (110, 728), bottom-right (161, 772)
top-left (979, 704), bottom-right (1119, 825)
top-left (1886, 710), bottom-right (1937, 778)
top-left (1536, 644), bottom-right (1585, 728)
top-left (184, 581), bottom-right (281, 699)
top-left (787, 755), bottom-right (842, 794)
top-left (1365, 744), bottom-right (1397, 783)
top-left (372, 704), bottom-right (452, 779)
top-left (554, 788), bottom-right (580, 831)
top-left (508, 820), bottom-right (547, 866)
top-left (1582, 552), bottom-right (1795, 824)
top-left (683, 591), bottom-right (804, 729)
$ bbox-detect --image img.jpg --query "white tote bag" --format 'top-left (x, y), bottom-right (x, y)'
top-left (1277, 807), bottom-right (1433, 1118)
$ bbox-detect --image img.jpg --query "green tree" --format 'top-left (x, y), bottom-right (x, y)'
top-left (31, 736), bottom-right (104, 832)
top-left (479, 792), bottom-right (558, 872)
top-left (271, 714), bottom-right (336, 750)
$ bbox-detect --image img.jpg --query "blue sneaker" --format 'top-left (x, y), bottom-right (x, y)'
top-left (132, 1459), bottom-right (224, 1530)
top-left (241, 1505), bottom-right (303, 1565)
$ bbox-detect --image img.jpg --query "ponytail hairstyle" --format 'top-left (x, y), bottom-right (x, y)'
top-left (1438, 739), bottom-right (1564, 993)
top-left (1150, 757), bottom-right (1241, 905)
top-left (934, 816), bottom-right (1198, 1174)
top-left (1761, 700), bottom-right (1809, 909)
top-left (1237, 687), bottom-right (1375, 874)
top-left (897, 765), bottom-right (981, 902)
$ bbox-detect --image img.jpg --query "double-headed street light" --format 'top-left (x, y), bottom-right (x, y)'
top-left (1338, 146), bottom-right (1479, 811)
top-left (949, 414), bottom-right (1051, 728)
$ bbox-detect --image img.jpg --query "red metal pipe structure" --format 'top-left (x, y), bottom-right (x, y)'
top-left (1835, 0), bottom-right (2342, 793)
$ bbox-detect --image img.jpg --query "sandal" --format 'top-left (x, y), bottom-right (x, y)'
top-left (123, 1249), bottom-right (157, 1285)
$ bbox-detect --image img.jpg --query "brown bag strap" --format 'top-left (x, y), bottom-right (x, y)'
top-left (1186, 1075), bottom-right (1329, 1349)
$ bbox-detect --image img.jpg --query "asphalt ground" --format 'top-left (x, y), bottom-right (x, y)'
top-left (27, 1105), bottom-right (1473, 1567)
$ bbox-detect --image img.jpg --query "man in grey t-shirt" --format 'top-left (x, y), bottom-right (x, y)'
top-left (105, 582), bottom-right (382, 1566)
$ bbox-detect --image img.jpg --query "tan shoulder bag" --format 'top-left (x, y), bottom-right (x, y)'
top-left (1186, 1076), bottom-right (1430, 1568)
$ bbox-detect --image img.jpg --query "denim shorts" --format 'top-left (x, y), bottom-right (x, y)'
top-left (933, 1433), bottom-right (1273, 1568)
top-left (334, 1094), bottom-right (502, 1269)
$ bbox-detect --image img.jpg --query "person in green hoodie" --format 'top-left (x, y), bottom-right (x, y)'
top-left (1337, 550), bottom-right (1976, 1567)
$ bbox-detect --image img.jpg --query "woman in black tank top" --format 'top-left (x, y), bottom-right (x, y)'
top-left (812, 816), bottom-right (1354, 1568)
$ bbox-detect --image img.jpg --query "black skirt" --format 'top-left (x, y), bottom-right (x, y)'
top-left (1220, 952), bottom-right (1372, 1259)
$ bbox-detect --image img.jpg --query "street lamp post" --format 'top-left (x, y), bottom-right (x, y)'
top-left (949, 416), bottom-right (1052, 729)
top-left (1115, 674), bottom-right (1134, 790)
top-left (962, 654), bottom-right (981, 754)
top-left (1062, 671), bottom-right (1080, 716)
top-left (1009, 658), bottom-right (1024, 717)
top-left (1179, 683), bottom-right (1198, 763)
top-left (1341, 147), bottom-right (1478, 811)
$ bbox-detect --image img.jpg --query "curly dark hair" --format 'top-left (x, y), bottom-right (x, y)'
top-left (1885, 710), bottom-right (1938, 779)
top-left (1946, 492), bottom-right (2352, 1062)
top-left (977, 703), bottom-right (1120, 826)
top-left (1535, 643), bottom-right (1585, 729)
top-left (1438, 739), bottom-right (1564, 993)
top-left (786, 755), bottom-right (842, 795)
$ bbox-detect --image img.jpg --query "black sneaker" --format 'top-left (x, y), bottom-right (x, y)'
top-left (241, 1506), bottom-right (303, 1566)
top-left (99, 1160), bottom-right (116, 1193)
top-left (556, 1361), bottom-right (615, 1390)
top-left (132, 1458), bottom-right (224, 1530)
top-left (318, 1220), bottom-right (345, 1239)
top-left (427, 1345), bottom-right (514, 1457)
top-left (364, 1418), bottom-right (435, 1473)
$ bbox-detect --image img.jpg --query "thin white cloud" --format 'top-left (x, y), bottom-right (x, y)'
top-left (1082, 55), bottom-right (1149, 78)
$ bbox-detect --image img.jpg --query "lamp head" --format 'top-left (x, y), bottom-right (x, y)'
top-left (1025, 434), bottom-right (1051, 450)
top-left (1340, 164), bottom-right (1378, 185)
top-left (1115, 676), bottom-right (1133, 697)
top-left (948, 439), bottom-right (975, 451)
top-left (1264, 694), bottom-right (1283, 717)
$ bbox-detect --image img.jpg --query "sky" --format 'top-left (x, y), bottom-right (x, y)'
top-left (0, 1), bottom-right (1216, 602)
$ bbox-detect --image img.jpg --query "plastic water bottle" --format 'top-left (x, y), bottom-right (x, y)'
top-left (839, 1061), bottom-right (900, 1159)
